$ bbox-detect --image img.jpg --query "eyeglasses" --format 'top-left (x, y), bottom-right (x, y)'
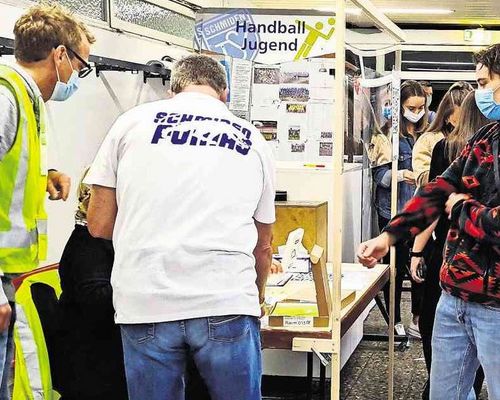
top-left (67, 46), bottom-right (93, 78)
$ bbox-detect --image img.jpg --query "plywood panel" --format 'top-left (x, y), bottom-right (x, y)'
top-left (273, 201), bottom-right (328, 255)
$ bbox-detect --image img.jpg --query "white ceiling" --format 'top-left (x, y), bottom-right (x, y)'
top-left (195, 0), bottom-right (500, 26)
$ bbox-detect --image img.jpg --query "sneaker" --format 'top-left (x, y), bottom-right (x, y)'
top-left (408, 322), bottom-right (421, 339)
top-left (394, 322), bottom-right (406, 336)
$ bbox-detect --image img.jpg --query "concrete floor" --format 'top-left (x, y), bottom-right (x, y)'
top-left (264, 289), bottom-right (489, 400)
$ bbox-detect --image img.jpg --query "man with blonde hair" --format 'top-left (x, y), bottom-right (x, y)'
top-left (0, 3), bottom-right (94, 397)
top-left (86, 54), bottom-right (275, 400)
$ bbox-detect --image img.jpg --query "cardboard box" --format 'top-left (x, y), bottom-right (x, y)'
top-left (268, 290), bottom-right (356, 328)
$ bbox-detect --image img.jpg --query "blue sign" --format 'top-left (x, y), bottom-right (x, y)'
top-left (195, 9), bottom-right (260, 61)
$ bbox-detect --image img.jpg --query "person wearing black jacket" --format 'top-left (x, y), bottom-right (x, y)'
top-left (56, 173), bottom-right (128, 400)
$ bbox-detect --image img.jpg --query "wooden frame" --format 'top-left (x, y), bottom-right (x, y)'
top-left (331, 2), bottom-right (404, 399)
top-left (263, 2), bottom-right (404, 398)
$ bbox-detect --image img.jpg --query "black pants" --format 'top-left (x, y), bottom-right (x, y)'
top-left (378, 216), bottom-right (423, 323)
top-left (186, 356), bottom-right (211, 400)
top-left (418, 243), bottom-right (484, 400)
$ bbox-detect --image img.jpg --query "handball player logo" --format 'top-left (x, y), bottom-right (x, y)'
top-left (195, 9), bottom-right (259, 61)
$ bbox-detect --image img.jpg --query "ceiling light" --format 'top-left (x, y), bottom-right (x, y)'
top-left (346, 8), bottom-right (363, 15)
top-left (382, 8), bottom-right (455, 15)
top-left (315, 7), bottom-right (362, 15)
top-left (316, 7), bottom-right (454, 16)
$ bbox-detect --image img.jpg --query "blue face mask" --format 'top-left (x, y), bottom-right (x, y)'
top-left (475, 84), bottom-right (500, 121)
top-left (50, 53), bottom-right (80, 102)
top-left (382, 106), bottom-right (392, 120)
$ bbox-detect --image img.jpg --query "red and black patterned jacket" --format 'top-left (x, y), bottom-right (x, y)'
top-left (385, 122), bottom-right (500, 306)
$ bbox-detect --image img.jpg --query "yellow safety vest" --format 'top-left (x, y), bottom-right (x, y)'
top-left (0, 65), bottom-right (48, 273)
top-left (13, 265), bottom-right (61, 400)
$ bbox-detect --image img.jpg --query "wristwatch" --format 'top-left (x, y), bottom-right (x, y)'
top-left (410, 250), bottom-right (424, 258)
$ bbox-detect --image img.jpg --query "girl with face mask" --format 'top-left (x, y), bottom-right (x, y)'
top-left (412, 81), bottom-right (473, 188)
top-left (371, 80), bottom-right (428, 337)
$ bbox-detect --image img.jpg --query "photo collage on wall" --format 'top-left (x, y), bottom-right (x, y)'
top-left (249, 58), bottom-right (335, 162)
top-left (219, 54), bottom-right (336, 163)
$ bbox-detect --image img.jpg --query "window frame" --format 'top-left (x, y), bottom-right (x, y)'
top-left (108, 0), bottom-right (195, 48)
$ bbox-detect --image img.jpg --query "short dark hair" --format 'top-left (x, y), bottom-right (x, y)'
top-left (419, 81), bottom-right (432, 88)
top-left (473, 44), bottom-right (500, 78)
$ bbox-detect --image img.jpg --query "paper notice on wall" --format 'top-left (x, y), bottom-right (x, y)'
top-left (232, 110), bottom-right (250, 120)
top-left (319, 141), bottom-right (333, 157)
top-left (288, 125), bottom-right (301, 141)
top-left (291, 142), bottom-right (306, 153)
top-left (229, 58), bottom-right (252, 113)
top-left (252, 65), bottom-right (281, 106)
top-left (308, 101), bottom-right (334, 140)
top-left (309, 58), bottom-right (335, 88)
top-left (252, 120), bottom-right (278, 141)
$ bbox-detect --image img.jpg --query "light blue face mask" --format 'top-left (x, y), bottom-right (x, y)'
top-left (50, 52), bottom-right (80, 102)
top-left (382, 106), bottom-right (392, 120)
top-left (475, 84), bottom-right (500, 121)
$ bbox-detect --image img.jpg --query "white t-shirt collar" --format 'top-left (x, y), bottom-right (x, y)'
top-left (173, 91), bottom-right (227, 111)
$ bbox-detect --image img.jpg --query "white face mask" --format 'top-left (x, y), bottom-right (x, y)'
top-left (403, 108), bottom-right (425, 124)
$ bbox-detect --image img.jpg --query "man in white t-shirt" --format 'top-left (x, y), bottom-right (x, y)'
top-left (84, 54), bottom-right (275, 400)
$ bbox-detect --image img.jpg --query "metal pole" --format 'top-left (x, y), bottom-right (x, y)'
top-left (388, 50), bottom-right (402, 400)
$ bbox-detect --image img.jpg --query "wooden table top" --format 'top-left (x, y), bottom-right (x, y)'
top-left (261, 263), bottom-right (389, 350)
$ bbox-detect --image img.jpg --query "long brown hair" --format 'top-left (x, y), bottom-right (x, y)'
top-left (400, 80), bottom-right (428, 137)
top-left (446, 91), bottom-right (490, 162)
top-left (426, 81), bottom-right (473, 136)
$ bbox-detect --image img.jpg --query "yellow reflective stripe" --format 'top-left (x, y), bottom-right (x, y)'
top-left (15, 305), bottom-right (44, 398)
top-left (37, 234), bottom-right (47, 261)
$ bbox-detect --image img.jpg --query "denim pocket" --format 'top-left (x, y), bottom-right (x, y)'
top-left (121, 323), bottom-right (155, 344)
top-left (208, 315), bottom-right (250, 342)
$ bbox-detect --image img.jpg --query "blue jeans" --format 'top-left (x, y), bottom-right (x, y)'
top-left (0, 301), bottom-right (15, 400)
top-left (121, 315), bottom-right (262, 400)
top-left (0, 329), bottom-right (8, 400)
top-left (431, 291), bottom-right (500, 400)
